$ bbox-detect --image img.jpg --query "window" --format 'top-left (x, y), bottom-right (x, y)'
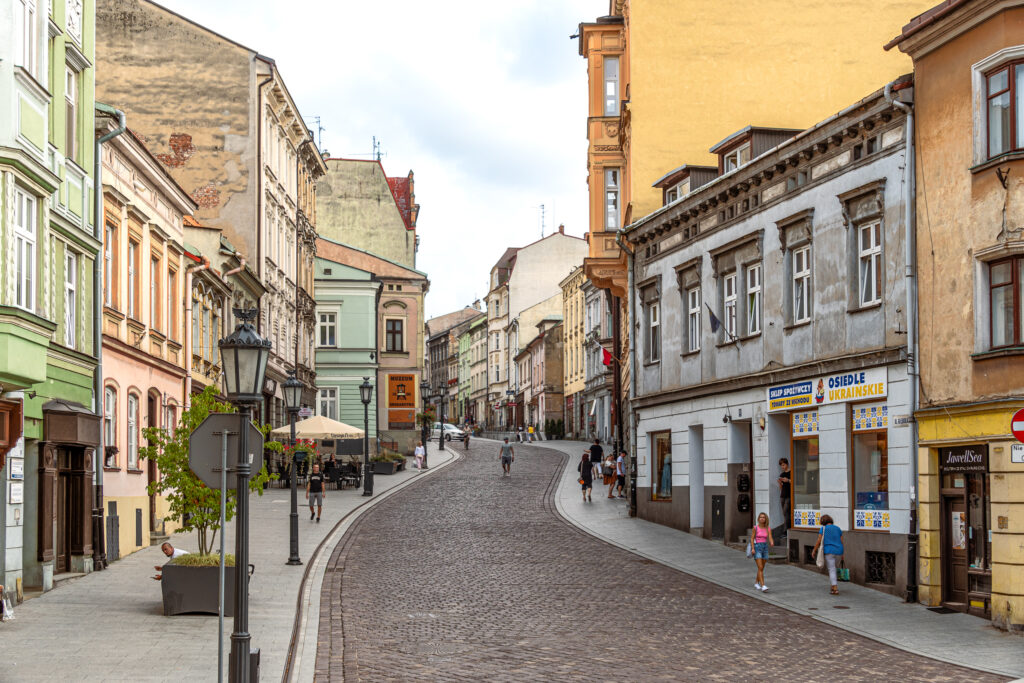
top-left (603, 56), bottom-right (619, 116)
top-left (985, 64), bottom-right (1024, 158)
top-left (645, 301), bottom-right (661, 362)
top-left (858, 221), bottom-right (882, 306)
top-left (127, 394), bottom-right (139, 469)
top-left (723, 272), bottom-right (737, 338)
top-left (104, 387), bottom-right (117, 467)
top-left (128, 240), bottom-right (139, 318)
top-left (385, 319), bottom-right (404, 352)
top-left (990, 257), bottom-right (1024, 348)
top-left (150, 256), bottom-right (161, 330)
top-left (791, 410), bottom-right (820, 527)
top-left (852, 402), bottom-right (889, 531)
top-left (104, 222), bottom-right (116, 308)
top-left (65, 68), bottom-right (78, 162)
top-left (687, 287), bottom-right (701, 353)
top-left (793, 245), bottom-right (811, 323)
top-left (201, 304), bottom-right (211, 362)
top-left (191, 292), bottom-right (201, 359)
top-left (165, 405), bottom-right (177, 435)
top-left (651, 431), bottom-right (672, 501)
top-left (167, 269), bottom-right (177, 340)
top-left (13, 188), bottom-right (36, 312)
top-left (605, 168), bottom-right (620, 230)
top-left (318, 312), bottom-right (336, 347)
top-left (318, 388), bottom-right (337, 420)
top-left (210, 301), bottom-right (221, 362)
top-left (745, 264), bottom-right (761, 335)
top-left (493, 365), bottom-right (500, 383)
top-left (65, 251), bottom-right (77, 348)
top-left (724, 144), bottom-right (751, 172)
top-left (15, 0), bottom-right (37, 74)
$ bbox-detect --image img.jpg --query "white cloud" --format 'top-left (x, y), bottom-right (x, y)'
top-left (156, 0), bottom-right (600, 316)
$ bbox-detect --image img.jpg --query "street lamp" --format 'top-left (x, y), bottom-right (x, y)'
top-left (282, 370), bottom-right (303, 567)
top-left (218, 308), bottom-right (271, 683)
top-left (437, 386), bottom-right (445, 452)
top-left (360, 377), bottom-right (374, 497)
top-left (419, 379), bottom-right (430, 469)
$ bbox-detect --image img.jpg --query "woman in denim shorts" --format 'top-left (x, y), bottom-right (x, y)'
top-left (752, 512), bottom-right (775, 592)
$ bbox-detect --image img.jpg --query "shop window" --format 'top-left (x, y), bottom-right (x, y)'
top-left (651, 431), bottom-right (672, 501)
top-left (852, 402), bottom-right (889, 531)
top-left (791, 410), bottom-right (820, 527)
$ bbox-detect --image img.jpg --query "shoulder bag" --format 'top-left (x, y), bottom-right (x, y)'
top-left (816, 527), bottom-right (826, 568)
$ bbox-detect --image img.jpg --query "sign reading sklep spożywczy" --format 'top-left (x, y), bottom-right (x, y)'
top-left (767, 367), bottom-right (887, 413)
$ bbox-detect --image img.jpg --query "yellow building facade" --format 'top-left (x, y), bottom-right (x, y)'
top-left (560, 266), bottom-right (586, 438)
top-left (889, 0), bottom-right (1024, 632)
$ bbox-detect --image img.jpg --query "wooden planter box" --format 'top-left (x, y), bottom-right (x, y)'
top-left (372, 461), bottom-right (399, 475)
top-left (161, 563), bottom-right (236, 616)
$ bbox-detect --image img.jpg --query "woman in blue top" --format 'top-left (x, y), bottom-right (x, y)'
top-left (812, 514), bottom-right (844, 595)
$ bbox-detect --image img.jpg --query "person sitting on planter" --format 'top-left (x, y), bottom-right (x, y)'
top-left (152, 542), bottom-right (190, 580)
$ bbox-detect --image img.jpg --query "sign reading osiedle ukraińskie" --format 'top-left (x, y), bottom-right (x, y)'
top-left (767, 367), bottom-right (887, 413)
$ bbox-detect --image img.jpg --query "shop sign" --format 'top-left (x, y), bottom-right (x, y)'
top-left (1012, 443), bottom-right (1024, 464)
top-left (939, 445), bottom-right (988, 472)
top-left (9, 458), bottom-right (23, 480)
top-left (387, 374), bottom-right (417, 430)
top-left (767, 367), bottom-right (887, 412)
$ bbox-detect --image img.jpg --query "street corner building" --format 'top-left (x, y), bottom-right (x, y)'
top-left (624, 81), bottom-right (917, 598)
top-left (886, 0), bottom-right (1024, 632)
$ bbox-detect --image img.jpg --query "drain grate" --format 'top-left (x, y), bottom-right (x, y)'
top-left (927, 606), bottom-right (958, 615)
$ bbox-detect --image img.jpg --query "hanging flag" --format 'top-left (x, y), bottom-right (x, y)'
top-left (602, 348), bottom-right (613, 366)
top-left (706, 303), bottom-right (722, 334)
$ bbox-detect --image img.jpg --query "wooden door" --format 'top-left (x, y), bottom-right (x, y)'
top-left (942, 495), bottom-right (968, 608)
top-left (56, 470), bottom-right (69, 573)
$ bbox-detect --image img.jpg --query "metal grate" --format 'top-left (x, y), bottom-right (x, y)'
top-left (789, 539), bottom-right (799, 563)
top-left (866, 551), bottom-right (896, 585)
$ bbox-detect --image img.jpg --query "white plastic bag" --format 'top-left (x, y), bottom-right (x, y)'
top-left (1, 593), bottom-right (14, 621)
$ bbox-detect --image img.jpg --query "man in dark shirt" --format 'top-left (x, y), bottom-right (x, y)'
top-left (778, 458), bottom-right (792, 531)
top-left (306, 463), bottom-right (326, 523)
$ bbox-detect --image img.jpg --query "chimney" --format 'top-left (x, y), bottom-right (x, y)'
top-left (558, 224), bottom-right (565, 234)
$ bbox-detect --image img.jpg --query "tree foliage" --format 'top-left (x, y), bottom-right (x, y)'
top-left (141, 385), bottom-right (274, 556)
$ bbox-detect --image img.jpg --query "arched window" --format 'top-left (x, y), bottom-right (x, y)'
top-left (104, 387), bottom-right (117, 467)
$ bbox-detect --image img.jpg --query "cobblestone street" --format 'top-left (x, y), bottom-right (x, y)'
top-left (314, 442), bottom-right (1006, 681)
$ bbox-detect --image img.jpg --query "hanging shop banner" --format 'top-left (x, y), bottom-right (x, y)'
top-left (939, 445), bottom-right (988, 473)
top-left (387, 374), bottom-right (416, 430)
top-left (767, 367), bottom-right (887, 413)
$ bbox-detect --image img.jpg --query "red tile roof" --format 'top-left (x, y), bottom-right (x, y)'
top-left (387, 175), bottom-right (415, 231)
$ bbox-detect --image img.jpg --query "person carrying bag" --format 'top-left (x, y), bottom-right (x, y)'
top-left (812, 514), bottom-right (845, 595)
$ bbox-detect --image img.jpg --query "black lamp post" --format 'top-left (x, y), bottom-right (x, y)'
top-left (218, 308), bottom-right (271, 683)
top-left (282, 370), bottom-right (303, 566)
top-left (360, 377), bottom-right (374, 497)
top-left (419, 379), bottom-right (430, 469)
top-left (437, 386), bottom-right (446, 452)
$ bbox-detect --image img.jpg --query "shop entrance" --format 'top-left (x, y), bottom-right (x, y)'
top-left (56, 448), bottom-right (72, 574)
top-left (939, 445), bottom-right (991, 618)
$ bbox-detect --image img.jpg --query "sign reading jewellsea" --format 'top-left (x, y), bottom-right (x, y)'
top-left (767, 367), bottom-right (887, 412)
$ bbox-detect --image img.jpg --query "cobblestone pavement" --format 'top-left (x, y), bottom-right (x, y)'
top-left (315, 442), bottom-right (1007, 682)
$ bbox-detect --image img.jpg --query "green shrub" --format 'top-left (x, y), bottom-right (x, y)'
top-left (170, 553), bottom-right (235, 567)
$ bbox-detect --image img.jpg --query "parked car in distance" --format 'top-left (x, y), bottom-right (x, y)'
top-left (431, 422), bottom-right (465, 442)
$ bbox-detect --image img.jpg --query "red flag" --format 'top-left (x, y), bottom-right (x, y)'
top-left (602, 348), bottom-right (613, 366)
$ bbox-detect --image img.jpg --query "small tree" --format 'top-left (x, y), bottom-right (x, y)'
top-left (141, 385), bottom-right (274, 556)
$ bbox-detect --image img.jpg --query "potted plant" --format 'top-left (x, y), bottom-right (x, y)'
top-left (371, 454), bottom-right (399, 475)
top-left (141, 385), bottom-right (275, 616)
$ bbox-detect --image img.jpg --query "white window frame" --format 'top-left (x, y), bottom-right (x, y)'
top-left (724, 272), bottom-right (738, 338)
top-left (723, 143), bottom-right (752, 172)
top-left (14, 188), bottom-right (36, 313)
top-left (65, 251), bottom-right (77, 348)
top-left (605, 168), bottom-right (620, 230)
top-left (167, 268), bottom-right (177, 341)
top-left (127, 394), bottom-right (139, 469)
top-left (318, 311), bottom-right (336, 347)
top-left (687, 286), bottom-right (701, 353)
top-left (603, 56), bottom-right (620, 117)
top-left (104, 224), bottom-right (115, 307)
top-left (646, 301), bottom-right (661, 363)
top-left (858, 221), bottom-right (882, 306)
top-left (65, 67), bottom-right (78, 162)
top-left (318, 387), bottom-right (338, 420)
top-left (15, 0), bottom-right (38, 74)
top-left (793, 245), bottom-right (811, 323)
top-left (104, 387), bottom-right (117, 466)
top-left (746, 263), bottom-right (762, 336)
top-left (150, 255), bottom-right (160, 331)
top-left (128, 240), bottom-right (138, 319)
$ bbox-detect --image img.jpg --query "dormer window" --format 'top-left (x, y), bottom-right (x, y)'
top-left (665, 180), bottom-right (690, 204)
top-left (723, 143), bottom-right (751, 172)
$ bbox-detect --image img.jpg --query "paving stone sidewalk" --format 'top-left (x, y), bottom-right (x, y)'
top-left (531, 438), bottom-right (1024, 679)
top-left (0, 447), bottom-right (454, 682)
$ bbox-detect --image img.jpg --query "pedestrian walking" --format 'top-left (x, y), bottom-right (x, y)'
top-left (751, 512), bottom-right (774, 592)
top-left (578, 453), bottom-right (593, 502)
top-left (812, 514), bottom-right (845, 595)
top-left (413, 441), bottom-right (425, 469)
top-left (463, 432), bottom-right (470, 450)
top-left (603, 453), bottom-right (616, 497)
top-left (777, 458), bottom-right (792, 532)
top-left (589, 439), bottom-right (603, 481)
top-left (615, 450), bottom-right (627, 498)
top-left (498, 437), bottom-right (515, 477)
top-left (306, 463), bottom-right (326, 522)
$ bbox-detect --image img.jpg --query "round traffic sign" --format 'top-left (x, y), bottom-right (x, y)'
top-left (1012, 408), bottom-right (1024, 443)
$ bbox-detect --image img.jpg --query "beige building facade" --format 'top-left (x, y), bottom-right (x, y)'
top-left (560, 266), bottom-right (586, 438)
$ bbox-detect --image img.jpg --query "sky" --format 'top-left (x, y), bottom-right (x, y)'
top-left (159, 0), bottom-right (601, 319)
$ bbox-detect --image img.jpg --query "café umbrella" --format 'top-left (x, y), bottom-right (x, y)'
top-left (270, 414), bottom-right (365, 440)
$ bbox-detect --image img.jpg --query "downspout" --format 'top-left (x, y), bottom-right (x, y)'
top-left (886, 79), bottom-right (919, 604)
top-left (93, 103), bottom-right (126, 570)
top-left (223, 255), bottom-right (246, 280)
top-left (183, 254), bottom-right (211, 409)
top-left (255, 70), bottom-right (275, 334)
top-left (615, 229), bottom-right (638, 517)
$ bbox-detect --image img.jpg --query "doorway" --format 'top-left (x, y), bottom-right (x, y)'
top-left (688, 425), bottom-right (704, 533)
top-left (147, 392), bottom-right (158, 534)
top-left (56, 449), bottom-right (71, 574)
top-left (939, 445), bottom-right (991, 617)
top-left (941, 493), bottom-right (968, 608)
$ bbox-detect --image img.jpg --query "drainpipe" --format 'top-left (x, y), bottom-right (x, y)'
top-left (886, 79), bottom-right (919, 604)
top-left (92, 103), bottom-right (126, 570)
top-left (615, 229), bottom-right (638, 517)
top-left (183, 254), bottom-right (211, 409)
top-left (223, 255), bottom-right (246, 280)
top-left (255, 71), bottom-right (274, 335)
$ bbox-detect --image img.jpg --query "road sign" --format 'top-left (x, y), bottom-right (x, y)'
top-left (298, 406), bottom-right (313, 418)
top-left (189, 413), bottom-right (265, 488)
top-left (1012, 408), bottom-right (1024, 443)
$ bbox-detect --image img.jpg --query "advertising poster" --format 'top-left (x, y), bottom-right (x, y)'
top-left (951, 511), bottom-right (966, 550)
top-left (387, 374), bottom-right (416, 430)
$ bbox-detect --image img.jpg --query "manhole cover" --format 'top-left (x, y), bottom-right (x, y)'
top-left (833, 605), bottom-right (850, 609)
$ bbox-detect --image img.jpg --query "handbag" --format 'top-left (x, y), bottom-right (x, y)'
top-left (815, 535), bottom-right (825, 568)
top-left (578, 478), bottom-right (585, 485)
top-left (837, 558), bottom-right (850, 582)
